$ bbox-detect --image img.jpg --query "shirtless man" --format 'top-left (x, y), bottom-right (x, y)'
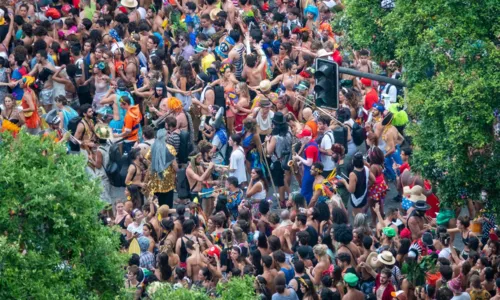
top-left (74, 104), bottom-right (97, 152)
top-left (374, 112), bottom-right (404, 181)
top-left (138, 23), bottom-right (151, 58)
top-left (152, 7), bottom-right (166, 35)
top-left (261, 255), bottom-right (278, 294)
top-left (241, 44), bottom-right (267, 88)
top-left (186, 153), bottom-right (215, 211)
top-left (343, 273), bottom-right (365, 300)
top-left (29, 50), bottom-right (56, 112)
top-left (120, 43), bottom-right (139, 86)
top-left (407, 200), bottom-right (431, 241)
top-left (272, 210), bottom-right (295, 255)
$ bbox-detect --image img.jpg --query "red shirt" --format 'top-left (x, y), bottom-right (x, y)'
top-left (364, 89), bottom-right (379, 111)
top-left (332, 50), bottom-right (342, 65)
top-left (304, 143), bottom-right (319, 163)
top-left (399, 162), bottom-right (410, 174)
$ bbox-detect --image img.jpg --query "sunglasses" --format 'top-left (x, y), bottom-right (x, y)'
top-left (179, 38), bottom-right (184, 41)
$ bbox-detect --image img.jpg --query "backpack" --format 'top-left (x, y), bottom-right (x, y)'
top-left (67, 116), bottom-right (83, 152)
top-left (332, 126), bottom-right (348, 154)
top-left (213, 85), bottom-right (226, 109)
top-left (105, 141), bottom-right (130, 187)
top-left (385, 83), bottom-right (404, 102)
top-left (276, 132), bottom-right (292, 170)
top-left (176, 168), bottom-right (191, 199)
top-left (178, 130), bottom-right (193, 164)
top-left (349, 123), bottom-right (365, 146)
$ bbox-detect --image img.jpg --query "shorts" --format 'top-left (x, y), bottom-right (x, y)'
top-left (351, 195), bottom-right (368, 209)
top-left (39, 88), bottom-right (54, 106)
top-left (270, 161), bottom-right (285, 187)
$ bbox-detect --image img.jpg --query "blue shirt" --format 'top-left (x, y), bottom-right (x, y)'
top-left (30, 56), bottom-right (55, 69)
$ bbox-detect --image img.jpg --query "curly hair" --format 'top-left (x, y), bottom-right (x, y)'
top-left (333, 224), bottom-right (353, 244)
top-left (331, 143), bottom-right (345, 157)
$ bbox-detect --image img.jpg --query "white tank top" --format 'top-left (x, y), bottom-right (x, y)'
top-left (251, 181), bottom-right (267, 201)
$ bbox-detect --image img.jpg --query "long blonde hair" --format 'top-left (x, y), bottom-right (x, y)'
top-left (237, 82), bottom-right (251, 100)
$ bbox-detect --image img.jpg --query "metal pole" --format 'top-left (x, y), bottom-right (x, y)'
top-left (338, 67), bottom-right (406, 87)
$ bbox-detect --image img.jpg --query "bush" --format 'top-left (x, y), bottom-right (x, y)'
top-left (0, 131), bottom-right (125, 299)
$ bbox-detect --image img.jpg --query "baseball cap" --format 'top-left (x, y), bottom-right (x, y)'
top-left (360, 77), bottom-right (372, 86)
top-left (296, 128), bottom-right (312, 139)
top-left (205, 246), bottom-right (221, 259)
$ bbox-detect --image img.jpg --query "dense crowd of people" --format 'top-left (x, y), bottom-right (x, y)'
top-left (0, 1), bottom-right (498, 300)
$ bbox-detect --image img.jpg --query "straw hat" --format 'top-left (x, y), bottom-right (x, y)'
top-left (95, 123), bottom-right (112, 140)
top-left (366, 252), bottom-right (382, 269)
top-left (408, 185), bottom-right (426, 202)
top-left (403, 186), bottom-right (411, 197)
top-left (210, 8), bottom-right (222, 21)
top-left (377, 251), bottom-right (396, 266)
top-left (121, 0), bottom-right (138, 8)
top-left (258, 80), bottom-right (272, 92)
top-left (317, 49), bottom-right (333, 58)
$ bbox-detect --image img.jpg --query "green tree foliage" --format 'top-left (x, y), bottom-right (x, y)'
top-left (145, 276), bottom-right (257, 300)
top-left (340, 1), bottom-right (500, 209)
top-left (0, 131), bottom-right (125, 299)
top-left (217, 275), bottom-right (257, 300)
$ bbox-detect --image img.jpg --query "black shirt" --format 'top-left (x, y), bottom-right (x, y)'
top-left (305, 225), bottom-right (319, 247)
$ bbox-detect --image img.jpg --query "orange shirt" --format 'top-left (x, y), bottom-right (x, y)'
top-left (306, 119), bottom-right (318, 140)
top-left (123, 105), bottom-right (142, 142)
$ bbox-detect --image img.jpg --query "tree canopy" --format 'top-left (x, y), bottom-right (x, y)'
top-left (0, 131), bottom-right (125, 299)
top-left (338, 0), bottom-right (500, 210)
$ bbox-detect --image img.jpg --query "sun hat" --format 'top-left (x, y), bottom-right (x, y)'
top-left (259, 99), bottom-right (272, 108)
top-left (408, 185), bottom-right (427, 202)
top-left (210, 8), bottom-right (222, 21)
top-left (272, 112), bottom-right (286, 125)
top-left (366, 252), bottom-right (382, 269)
top-left (414, 200), bottom-right (431, 211)
top-left (383, 227), bottom-right (396, 238)
top-left (377, 251), bottom-right (396, 265)
top-left (95, 123), bottom-right (113, 140)
top-left (317, 49), bottom-right (333, 58)
top-left (121, 0), bottom-right (138, 8)
top-left (343, 273), bottom-right (359, 287)
top-left (258, 79), bottom-right (272, 92)
top-left (296, 128), bottom-right (312, 139)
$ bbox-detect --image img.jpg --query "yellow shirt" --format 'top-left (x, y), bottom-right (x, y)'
top-left (201, 53), bottom-right (216, 73)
